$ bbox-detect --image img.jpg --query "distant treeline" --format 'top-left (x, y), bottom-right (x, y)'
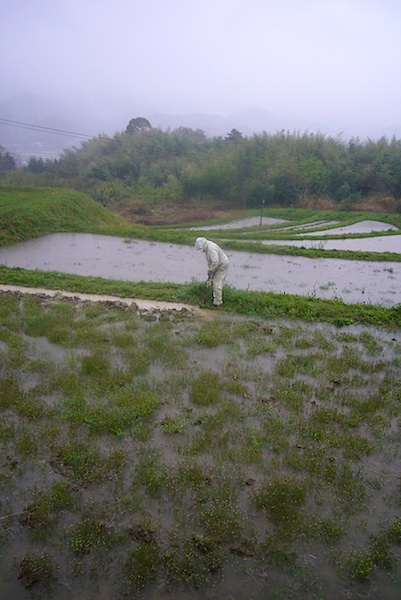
top-left (11, 125), bottom-right (401, 210)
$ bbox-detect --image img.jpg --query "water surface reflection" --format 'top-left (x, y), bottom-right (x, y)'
top-left (0, 233), bottom-right (400, 307)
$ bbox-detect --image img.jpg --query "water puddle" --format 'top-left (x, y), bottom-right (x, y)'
top-left (0, 232), bottom-right (400, 306)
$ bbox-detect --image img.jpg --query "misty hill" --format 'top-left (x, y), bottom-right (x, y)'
top-left (0, 93), bottom-right (107, 162)
top-left (2, 92), bottom-right (401, 163)
top-left (0, 93), bottom-right (292, 160)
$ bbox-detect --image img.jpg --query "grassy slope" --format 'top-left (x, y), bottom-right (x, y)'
top-left (0, 185), bottom-right (141, 245)
top-left (0, 185), bottom-right (400, 328)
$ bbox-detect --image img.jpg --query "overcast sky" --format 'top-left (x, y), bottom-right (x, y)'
top-left (2, 0), bottom-right (401, 137)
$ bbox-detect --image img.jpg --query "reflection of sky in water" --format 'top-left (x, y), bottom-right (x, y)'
top-left (258, 234), bottom-right (401, 253)
top-left (0, 232), bottom-right (400, 307)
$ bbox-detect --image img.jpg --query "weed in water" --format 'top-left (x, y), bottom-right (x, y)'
top-left (190, 370), bottom-right (222, 406)
top-left (358, 331), bottom-right (384, 356)
top-left (369, 534), bottom-right (394, 570)
top-left (304, 516), bottom-right (344, 543)
top-left (195, 318), bottom-right (234, 348)
top-left (68, 513), bottom-right (116, 553)
top-left (332, 464), bottom-right (367, 514)
top-left (81, 353), bottom-right (110, 377)
top-left (345, 546), bottom-right (376, 579)
top-left (0, 373), bottom-right (22, 409)
top-left (53, 440), bottom-right (124, 484)
top-left (199, 496), bottom-right (243, 543)
top-left (271, 379), bottom-right (312, 413)
top-left (385, 515), bottom-right (401, 543)
top-left (164, 531), bottom-right (221, 588)
top-left (15, 426), bottom-right (37, 457)
top-left (123, 345), bottom-right (151, 376)
top-left (134, 451), bottom-right (168, 497)
top-left (17, 551), bottom-right (59, 589)
top-left (15, 391), bottom-right (49, 420)
top-left (64, 387), bottom-right (160, 437)
top-left (1, 332), bottom-right (27, 367)
top-left (258, 534), bottom-right (297, 568)
top-left (252, 476), bottom-right (307, 527)
top-left (18, 481), bottom-right (74, 541)
top-left (122, 540), bottom-right (162, 593)
top-left (159, 414), bottom-right (186, 434)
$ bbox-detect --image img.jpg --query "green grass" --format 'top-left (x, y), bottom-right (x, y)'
top-left (1, 266), bottom-right (400, 329)
top-left (0, 294), bottom-right (400, 596)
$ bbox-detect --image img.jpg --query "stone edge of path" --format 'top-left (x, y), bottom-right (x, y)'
top-left (0, 284), bottom-right (213, 320)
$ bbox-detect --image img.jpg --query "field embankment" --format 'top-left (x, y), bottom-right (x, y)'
top-left (1, 185), bottom-right (400, 329)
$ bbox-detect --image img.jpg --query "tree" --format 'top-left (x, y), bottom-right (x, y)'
top-left (299, 155), bottom-right (328, 197)
top-left (125, 117), bottom-right (152, 134)
top-left (0, 151), bottom-right (16, 172)
top-left (172, 127), bottom-right (207, 142)
top-left (90, 180), bottom-right (118, 207)
top-left (225, 128), bottom-right (243, 141)
top-left (26, 156), bottom-right (46, 174)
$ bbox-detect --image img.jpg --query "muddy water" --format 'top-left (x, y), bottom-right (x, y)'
top-left (257, 233), bottom-right (401, 253)
top-left (0, 232), bottom-right (400, 307)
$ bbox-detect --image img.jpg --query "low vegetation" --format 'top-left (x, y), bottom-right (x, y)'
top-left (0, 292), bottom-right (400, 598)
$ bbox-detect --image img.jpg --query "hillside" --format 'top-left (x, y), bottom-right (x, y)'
top-left (0, 186), bottom-right (136, 246)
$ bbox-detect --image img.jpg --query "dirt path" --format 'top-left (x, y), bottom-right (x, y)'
top-left (0, 284), bottom-right (212, 318)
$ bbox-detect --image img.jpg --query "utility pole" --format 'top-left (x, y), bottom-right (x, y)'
top-left (259, 167), bottom-right (268, 227)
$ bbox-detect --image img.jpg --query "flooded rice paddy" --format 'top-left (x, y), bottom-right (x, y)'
top-left (1, 290), bottom-right (401, 599)
top-left (0, 218), bottom-right (400, 307)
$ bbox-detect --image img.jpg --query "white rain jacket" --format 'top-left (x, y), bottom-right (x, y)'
top-left (195, 237), bottom-right (229, 305)
top-left (195, 237), bottom-right (228, 275)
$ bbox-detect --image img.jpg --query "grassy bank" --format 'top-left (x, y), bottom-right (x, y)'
top-left (1, 265), bottom-right (400, 329)
top-left (0, 185), bottom-right (141, 246)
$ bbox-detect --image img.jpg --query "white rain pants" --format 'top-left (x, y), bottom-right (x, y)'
top-left (211, 261), bottom-right (229, 305)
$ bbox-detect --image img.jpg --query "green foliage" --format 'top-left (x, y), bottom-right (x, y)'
top-left (7, 127), bottom-right (401, 208)
top-left (123, 540), bottom-right (162, 592)
top-left (0, 185), bottom-right (132, 246)
top-left (190, 370), bottom-right (222, 406)
top-left (18, 551), bottom-right (58, 588)
top-left (253, 476), bottom-right (307, 525)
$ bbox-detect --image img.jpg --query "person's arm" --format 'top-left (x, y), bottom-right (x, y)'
top-left (207, 248), bottom-right (220, 277)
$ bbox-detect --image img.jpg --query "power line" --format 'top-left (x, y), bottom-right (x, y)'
top-left (0, 117), bottom-right (94, 140)
top-left (0, 117), bottom-right (251, 166)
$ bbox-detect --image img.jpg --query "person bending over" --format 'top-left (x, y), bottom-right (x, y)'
top-left (195, 237), bottom-right (229, 306)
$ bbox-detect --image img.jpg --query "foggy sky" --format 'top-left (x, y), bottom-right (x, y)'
top-left (2, 0), bottom-right (401, 138)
